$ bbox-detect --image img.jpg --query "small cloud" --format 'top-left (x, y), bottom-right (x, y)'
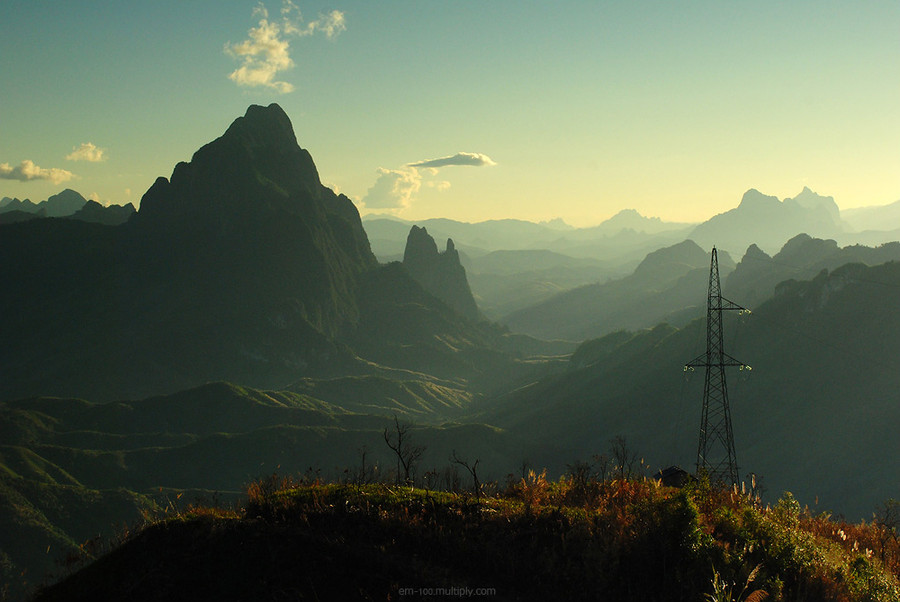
top-left (359, 167), bottom-right (421, 209)
top-left (304, 9), bottom-right (346, 39)
top-left (408, 152), bottom-right (497, 169)
top-left (66, 142), bottom-right (107, 162)
top-left (87, 192), bottom-right (113, 206)
top-left (225, 1), bottom-right (346, 93)
top-left (427, 180), bottom-right (451, 191)
top-left (0, 160), bottom-right (75, 184)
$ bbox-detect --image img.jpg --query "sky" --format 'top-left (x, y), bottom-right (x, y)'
top-left (1, 1), bottom-right (898, 226)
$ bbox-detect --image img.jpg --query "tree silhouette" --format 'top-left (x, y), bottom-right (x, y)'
top-left (383, 415), bottom-right (426, 486)
top-left (450, 450), bottom-right (481, 499)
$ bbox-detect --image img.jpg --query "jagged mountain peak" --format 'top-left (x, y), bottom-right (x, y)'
top-left (403, 225), bottom-right (440, 263)
top-left (137, 103), bottom-right (329, 227)
top-left (743, 243), bottom-right (772, 261)
top-left (786, 187), bottom-right (841, 224)
top-left (402, 225), bottom-right (480, 321)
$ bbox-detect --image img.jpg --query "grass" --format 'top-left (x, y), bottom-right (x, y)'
top-left (31, 472), bottom-right (900, 602)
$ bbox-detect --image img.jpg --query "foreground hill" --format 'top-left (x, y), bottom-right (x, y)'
top-left (0, 380), bottom-right (518, 595)
top-left (32, 482), bottom-right (900, 601)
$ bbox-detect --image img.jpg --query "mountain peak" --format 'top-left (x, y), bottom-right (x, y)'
top-left (403, 225), bottom-right (440, 263)
top-left (634, 239), bottom-right (708, 277)
top-left (137, 103), bottom-right (326, 227)
top-left (403, 226), bottom-right (479, 321)
top-left (737, 188), bottom-right (781, 210)
top-left (786, 187), bottom-right (841, 224)
top-left (222, 103), bottom-right (298, 152)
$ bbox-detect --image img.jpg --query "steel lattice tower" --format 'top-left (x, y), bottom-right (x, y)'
top-left (685, 247), bottom-right (750, 487)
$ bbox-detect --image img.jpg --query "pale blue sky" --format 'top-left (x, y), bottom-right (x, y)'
top-left (1, 1), bottom-right (898, 225)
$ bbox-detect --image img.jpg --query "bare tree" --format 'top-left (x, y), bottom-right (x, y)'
top-left (383, 415), bottom-right (426, 486)
top-left (451, 450), bottom-right (481, 499)
top-left (610, 435), bottom-right (639, 480)
top-left (519, 459), bottom-right (531, 481)
top-left (594, 452), bottom-right (612, 482)
top-left (442, 464), bottom-right (462, 492)
top-left (354, 445), bottom-right (378, 487)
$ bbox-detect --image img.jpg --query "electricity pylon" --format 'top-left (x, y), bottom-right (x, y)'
top-left (684, 247), bottom-right (750, 487)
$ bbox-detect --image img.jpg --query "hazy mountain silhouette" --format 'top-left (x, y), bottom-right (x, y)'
top-left (478, 258), bottom-right (900, 519)
top-left (838, 198), bottom-right (900, 248)
top-left (0, 189), bottom-right (87, 217)
top-left (726, 233), bottom-right (900, 308)
top-left (0, 196), bottom-right (38, 212)
top-left (464, 250), bottom-right (613, 318)
top-left (69, 200), bottom-right (136, 225)
top-left (402, 225), bottom-right (480, 321)
top-left (365, 213), bottom-right (694, 318)
top-left (501, 240), bottom-right (733, 341)
top-left (363, 212), bottom-right (693, 263)
top-left (42, 189), bottom-right (88, 216)
top-left (690, 187), bottom-right (846, 254)
top-left (577, 208), bottom-right (693, 236)
top-left (1, 191), bottom-right (136, 226)
top-left (0, 208), bottom-right (46, 224)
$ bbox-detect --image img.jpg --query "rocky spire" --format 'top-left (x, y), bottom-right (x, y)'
top-left (402, 226), bottom-right (480, 321)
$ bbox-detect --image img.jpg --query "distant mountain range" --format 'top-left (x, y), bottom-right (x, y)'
top-left (503, 240), bottom-right (733, 341)
top-left (3, 103), bottom-right (899, 598)
top-left (501, 233), bottom-right (900, 342)
top-left (363, 213), bottom-right (694, 262)
top-left (689, 187), bottom-right (845, 254)
top-left (0, 189), bottom-right (135, 226)
top-left (475, 257), bottom-right (900, 521)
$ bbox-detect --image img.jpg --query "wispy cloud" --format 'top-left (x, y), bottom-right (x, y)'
top-left (225, 1), bottom-right (346, 93)
top-left (0, 160), bottom-right (75, 184)
top-left (409, 152), bottom-right (497, 169)
top-left (66, 142), bottom-right (107, 162)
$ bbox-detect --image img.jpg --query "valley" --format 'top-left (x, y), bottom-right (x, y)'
top-left (2, 104), bottom-right (899, 600)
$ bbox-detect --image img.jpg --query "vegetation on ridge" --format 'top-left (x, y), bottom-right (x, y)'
top-left (31, 472), bottom-right (900, 602)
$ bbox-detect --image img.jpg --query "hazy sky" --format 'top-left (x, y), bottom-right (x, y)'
top-left (1, 1), bottom-right (898, 225)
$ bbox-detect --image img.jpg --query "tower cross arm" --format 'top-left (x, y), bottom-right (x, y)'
top-left (717, 297), bottom-right (750, 313)
top-left (684, 352), bottom-right (750, 370)
top-left (685, 352), bottom-right (708, 369)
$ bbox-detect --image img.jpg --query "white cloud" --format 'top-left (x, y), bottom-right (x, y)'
top-left (225, 1), bottom-right (346, 93)
top-left (360, 167), bottom-right (421, 209)
top-left (304, 10), bottom-right (346, 39)
top-left (408, 152), bottom-right (497, 169)
top-left (66, 142), bottom-right (107, 162)
top-left (0, 160), bottom-right (75, 184)
top-left (360, 151), bottom-right (493, 210)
